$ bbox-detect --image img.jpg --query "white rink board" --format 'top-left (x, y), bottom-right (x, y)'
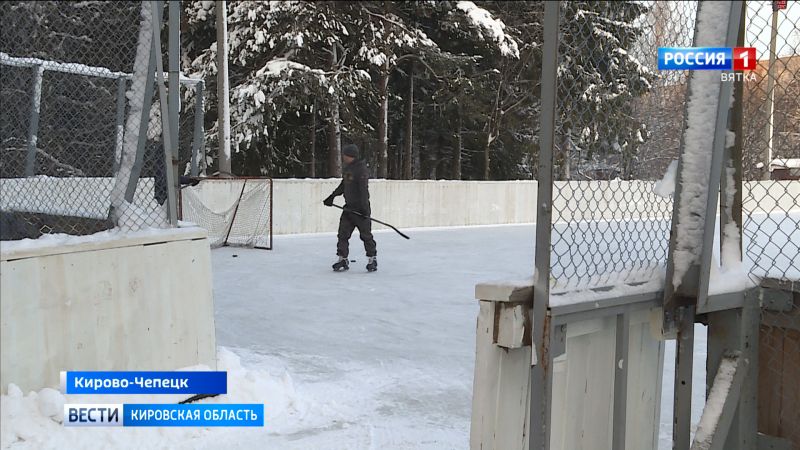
top-left (269, 179), bottom-right (798, 234)
top-left (3, 177), bottom-right (797, 233)
top-left (0, 227), bottom-right (217, 393)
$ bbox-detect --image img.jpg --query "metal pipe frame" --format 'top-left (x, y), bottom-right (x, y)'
top-left (168, 0), bottom-right (181, 225)
top-left (530, 1), bottom-right (559, 449)
top-left (113, 76), bottom-right (128, 175)
top-left (24, 64), bottom-right (44, 176)
top-left (151, 0), bottom-right (178, 225)
top-left (191, 81), bottom-right (205, 177)
top-left (123, 21), bottom-right (156, 203)
top-left (0, 52), bottom-right (201, 85)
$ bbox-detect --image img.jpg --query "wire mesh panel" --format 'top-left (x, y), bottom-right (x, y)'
top-left (549, 1), bottom-right (697, 292)
top-left (742, 0), bottom-right (800, 281)
top-left (0, 1), bottom-right (202, 240)
top-left (741, 1), bottom-right (800, 447)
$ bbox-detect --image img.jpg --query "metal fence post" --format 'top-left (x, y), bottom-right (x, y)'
top-left (168, 0), bottom-right (181, 223)
top-left (113, 76), bottom-right (128, 174)
top-left (191, 81), bottom-right (205, 177)
top-left (151, 0), bottom-right (178, 224)
top-left (24, 64), bottom-right (44, 176)
top-left (530, 2), bottom-right (559, 449)
top-left (124, 23), bottom-right (157, 203)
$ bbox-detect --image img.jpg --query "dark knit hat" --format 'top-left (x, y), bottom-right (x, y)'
top-left (342, 144), bottom-right (359, 158)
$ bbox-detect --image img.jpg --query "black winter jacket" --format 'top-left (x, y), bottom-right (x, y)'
top-left (332, 160), bottom-right (371, 214)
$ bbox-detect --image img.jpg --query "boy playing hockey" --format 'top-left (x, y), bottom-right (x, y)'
top-left (323, 144), bottom-right (378, 272)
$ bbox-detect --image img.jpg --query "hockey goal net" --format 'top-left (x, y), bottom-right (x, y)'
top-left (179, 178), bottom-right (273, 249)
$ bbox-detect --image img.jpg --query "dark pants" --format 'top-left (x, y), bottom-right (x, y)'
top-left (337, 211), bottom-right (377, 258)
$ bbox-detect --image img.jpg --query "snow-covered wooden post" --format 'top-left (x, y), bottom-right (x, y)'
top-left (471, 280), bottom-right (533, 450)
top-left (661, 2), bottom-right (745, 450)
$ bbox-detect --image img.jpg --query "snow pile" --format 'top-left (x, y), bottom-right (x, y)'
top-left (708, 251), bottom-right (754, 295)
top-left (456, 1), bottom-right (519, 58)
top-left (112, 200), bottom-right (170, 232)
top-left (0, 226), bottom-right (199, 255)
top-left (0, 348), bottom-right (307, 450)
top-left (671, 1), bottom-right (731, 289)
top-left (653, 160), bottom-right (678, 199)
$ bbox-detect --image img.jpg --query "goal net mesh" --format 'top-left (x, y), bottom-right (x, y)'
top-left (180, 179), bottom-right (272, 249)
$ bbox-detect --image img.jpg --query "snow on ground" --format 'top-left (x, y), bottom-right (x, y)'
top-left (1, 211), bottom-right (796, 449)
top-left (1, 348), bottom-right (308, 449)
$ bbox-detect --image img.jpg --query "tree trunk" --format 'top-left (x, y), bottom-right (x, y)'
top-left (483, 130), bottom-right (492, 180)
top-left (309, 98), bottom-right (316, 178)
top-left (453, 106), bottom-right (462, 180)
top-left (377, 62), bottom-right (389, 178)
top-left (328, 45), bottom-right (341, 177)
top-left (403, 62), bottom-right (414, 180)
top-left (562, 133), bottom-right (572, 180)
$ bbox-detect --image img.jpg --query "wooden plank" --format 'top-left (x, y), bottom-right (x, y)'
top-left (757, 432), bottom-right (792, 450)
top-left (691, 352), bottom-right (746, 450)
top-left (760, 278), bottom-right (800, 294)
top-left (758, 326), bottom-right (784, 438)
top-left (495, 302), bottom-right (530, 349)
top-left (474, 280), bottom-right (533, 303)
top-left (470, 300), bottom-right (531, 450)
top-left (778, 329), bottom-right (799, 448)
top-left (471, 301), bottom-right (500, 449)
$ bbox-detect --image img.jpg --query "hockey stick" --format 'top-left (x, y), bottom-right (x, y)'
top-left (179, 393), bottom-right (220, 404)
top-left (331, 204), bottom-right (410, 239)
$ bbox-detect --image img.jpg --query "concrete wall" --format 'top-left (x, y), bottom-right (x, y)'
top-left (0, 227), bottom-right (217, 393)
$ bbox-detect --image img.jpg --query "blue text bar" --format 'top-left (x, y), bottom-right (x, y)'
top-left (63, 371), bottom-right (227, 395)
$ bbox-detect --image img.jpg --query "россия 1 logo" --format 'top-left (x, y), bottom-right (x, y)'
top-left (658, 47), bottom-right (757, 71)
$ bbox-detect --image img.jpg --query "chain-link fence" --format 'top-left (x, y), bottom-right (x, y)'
top-left (742, 1), bottom-right (800, 281)
top-left (740, 1), bottom-right (800, 447)
top-left (0, 1), bottom-right (203, 240)
top-left (548, 1), bottom-right (699, 292)
top-left (548, 1), bottom-right (799, 294)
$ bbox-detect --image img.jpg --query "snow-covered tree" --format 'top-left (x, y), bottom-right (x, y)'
top-left (556, 1), bottom-right (656, 180)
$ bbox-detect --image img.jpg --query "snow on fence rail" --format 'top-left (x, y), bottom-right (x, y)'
top-left (0, 177), bottom-right (161, 220)
top-left (0, 52), bottom-right (202, 85)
